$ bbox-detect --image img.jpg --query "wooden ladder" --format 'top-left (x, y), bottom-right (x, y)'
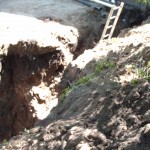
top-left (100, 2), bottom-right (124, 40)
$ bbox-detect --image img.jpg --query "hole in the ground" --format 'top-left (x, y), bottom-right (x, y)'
top-left (0, 2), bottom-right (149, 142)
top-left (0, 51), bottom-right (64, 141)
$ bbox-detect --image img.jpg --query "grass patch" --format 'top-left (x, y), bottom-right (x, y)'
top-left (130, 54), bottom-right (150, 86)
top-left (2, 139), bottom-right (8, 144)
top-left (60, 60), bottom-right (115, 102)
top-left (75, 74), bottom-right (94, 86)
top-left (147, 61), bottom-right (150, 68)
top-left (60, 86), bottom-right (73, 102)
top-left (137, 67), bottom-right (150, 82)
top-left (131, 79), bottom-right (139, 87)
top-left (24, 128), bottom-right (29, 134)
top-left (94, 60), bottom-right (116, 75)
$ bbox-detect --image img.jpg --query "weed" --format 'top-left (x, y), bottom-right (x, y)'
top-left (137, 68), bottom-right (145, 77)
top-left (147, 61), bottom-right (150, 67)
top-left (145, 75), bottom-right (150, 82)
top-left (76, 74), bottom-right (94, 86)
top-left (2, 139), bottom-right (8, 144)
top-left (60, 60), bottom-right (115, 102)
top-left (60, 86), bottom-right (73, 102)
top-left (60, 74), bottom-right (94, 102)
top-left (24, 128), bottom-right (29, 134)
top-left (136, 66), bottom-right (150, 82)
top-left (94, 60), bottom-right (115, 74)
top-left (131, 79), bottom-right (139, 86)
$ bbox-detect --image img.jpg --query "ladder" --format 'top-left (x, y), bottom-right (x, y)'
top-left (101, 2), bottom-right (124, 40)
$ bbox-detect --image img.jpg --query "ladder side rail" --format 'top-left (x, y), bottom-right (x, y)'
top-left (108, 2), bottom-right (124, 38)
top-left (101, 5), bottom-right (115, 40)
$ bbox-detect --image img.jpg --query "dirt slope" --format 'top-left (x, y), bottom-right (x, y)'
top-left (0, 18), bottom-right (150, 150)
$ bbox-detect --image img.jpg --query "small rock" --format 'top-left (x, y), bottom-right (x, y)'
top-left (29, 126), bottom-right (41, 134)
top-left (143, 110), bottom-right (150, 122)
top-left (76, 143), bottom-right (91, 150)
top-left (126, 89), bottom-right (141, 102)
top-left (144, 124), bottom-right (150, 135)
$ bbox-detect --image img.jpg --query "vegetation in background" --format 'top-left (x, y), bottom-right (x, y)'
top-left (130, 58), bottom-right (150, 86)
top-left (24, 128), bottom-right (29, 134)
top-left (94, 60), bottom-right (115, 74)
top-left (60, 86), bottom-right (74, 102)
top-left (131, 78), bottom-right (139, 86)
top-left (135, 0), bottom-right (150, 5)
top-left (2, 139), bottom-right (8, 144)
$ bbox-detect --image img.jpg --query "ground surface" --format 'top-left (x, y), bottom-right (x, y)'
top-left (0, 16), bottom-right (149, 150)
top-left (0, 0), bottom-right (150, 149)
top-left (0, 0), bottom-right (107, 51)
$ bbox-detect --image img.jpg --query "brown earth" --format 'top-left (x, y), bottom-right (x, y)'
top-left (0, 0), bottom-right (150, 148)
top-left (0, 0), bottom-right (108, 53)
top-left (0, 15), bottom-right (149, 150)
top-left (0, 12), bottom-right (79, 141)
top-left (0, 0), bottom-right (110, 140)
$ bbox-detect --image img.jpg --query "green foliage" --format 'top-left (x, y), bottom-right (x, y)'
top-left (2, 139), bottom-right (8, 144)
top-left (24, 128), bottom-right (29, 134)
top-left (137, 68), bottom-right (145, 77)
top-left (145, 75), bottom-right (150, 82)
top-left (130, 57), bottom-right (150, 85)
top-left (60, 86), bottom-right (73, 102)
top-left (94, 60), bottom-right (115, 74)
top-left (137, 66), bottom-right (150, 81)
top-left (131, 79), bottom-right (139, 86)
top-left (60, 60), bottom-right (115, 102)
top-left (135, 0), bottom-right (150, 4)
top-left (76, 74), bottom-right (94, 86)
top-left (147, 61), bottom-right (150, 68)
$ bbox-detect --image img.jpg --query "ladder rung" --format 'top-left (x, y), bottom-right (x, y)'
top-left (110, 16), bottom-right (116, 20)
top-left (107, 25), bottom-right (113, 29)
top-left (104, 34), bottom-right (110, 38)
top-left (114, 6), bottom-right (120, 10)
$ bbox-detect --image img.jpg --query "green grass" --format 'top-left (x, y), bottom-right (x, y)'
top-left (2, 139), bottom-right (8, 144)
top-left (131, 79), bottom-right (139, 86)
top-left (94, 60), bottom-right (115, 75)
top-left (130, 55), bottom-right (150, 86)
top-left (60, 60), bottom-right (116, 102)
top-left (60, 86), bottom-right (73, 102)
top-left (137, 67), bottom-right (150, 81)
top-left (147, 61), bottom-right (150, 68)
top-left (75, 74), bottom-right (94, 86)
top-left (24, 128), bottom-right (29, 134)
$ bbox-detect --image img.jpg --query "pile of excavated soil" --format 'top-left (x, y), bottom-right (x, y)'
top-left (0, 17), bottom-right (149, 149)
top-left (0, 13), bottom-right (79, 141)
top-left (0, 0), bottom-right (108, 52)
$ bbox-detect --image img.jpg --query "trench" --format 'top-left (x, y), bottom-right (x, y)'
top-left (0, 3), bottom-right (149, 142)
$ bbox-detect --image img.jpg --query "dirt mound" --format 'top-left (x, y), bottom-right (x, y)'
top-left (0, 13), bottom-right (78, 141)
top-left (0, 15), bottom-right (149, 149)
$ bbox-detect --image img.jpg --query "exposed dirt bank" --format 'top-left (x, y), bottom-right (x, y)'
top-left (0, 0), bottom-right (107, 51)
top-left (0, 13), bottom-right (79, 141)
top-left (0, 0), bottom-right (150, 147)
top-left (0, 16), bottom-right (149, 149)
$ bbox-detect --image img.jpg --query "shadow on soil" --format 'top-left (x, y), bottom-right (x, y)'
top-left (37, 45), bottom-right (150, 149)
top-left (0, 50), bottom-right (64, 141)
